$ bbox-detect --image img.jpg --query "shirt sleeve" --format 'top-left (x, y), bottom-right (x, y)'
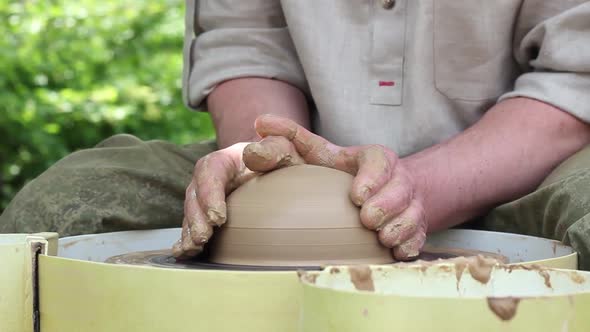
top-left (182, 0), bottom-right (309, 110)
top-left (499, 1), bottom-right (590, 123)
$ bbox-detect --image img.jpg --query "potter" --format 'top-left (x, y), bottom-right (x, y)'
top-left (3, 2), bottom-right (590, 269)
top-left (2, 2), bottom-right (590, 332)
top-left (165, 1), bottom-right (590, 269)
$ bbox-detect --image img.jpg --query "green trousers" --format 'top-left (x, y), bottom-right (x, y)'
top-left (1, 135), bottom-right (590, 269)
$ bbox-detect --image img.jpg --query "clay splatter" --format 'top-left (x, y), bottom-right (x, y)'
top-left (62, 238), bottom-right (84, 249)
top-left (487, 297), bottom-right (520, 321)
top-left (569, 272), bottom-right (586, 284)
top-left (349, 266), bottom-right (375, 291)
top-left (551, 241), bottom-right (558, 255)
top-left (538, 269), bottom-right (552, 288)
top-left (307, 274), bottom-right (319, 284)
top-left (455, 260), bottom-right (468, 289)
top-left (297, 270), bottom-right (319, 284)
top-left (330, 267), bottom-right (341, 274)
top-left (467, 255), bottom-right (496, 284)
top-left (419, 264), bottom-right (429, 273)
top-left (439, 265), bottom-right (452, 273)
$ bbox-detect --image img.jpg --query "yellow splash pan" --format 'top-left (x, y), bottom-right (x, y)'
top-left (0, 228), bottom-right (580, 332)
top-left (299, 260), bottom-right (590, 331)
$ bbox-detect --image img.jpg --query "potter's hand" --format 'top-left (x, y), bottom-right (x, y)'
top-left (249, 114), bottom-right (427, 260)
top-left (172, 137), bottom-right (305, 259)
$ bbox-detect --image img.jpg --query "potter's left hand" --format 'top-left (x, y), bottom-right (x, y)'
top-left (246, 114), bottom-right (427, 260)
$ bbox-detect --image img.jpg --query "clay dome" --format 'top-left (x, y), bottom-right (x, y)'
top-left (208, 164), bottom-right (393, 267)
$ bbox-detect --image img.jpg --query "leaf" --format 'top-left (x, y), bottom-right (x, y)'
top-left (0, 0), bottom-right (215, 212)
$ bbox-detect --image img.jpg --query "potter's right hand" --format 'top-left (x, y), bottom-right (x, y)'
top-left (172, 138), bottom-right (305, 259)
top-left (250, 114), bottom-right (428, 261)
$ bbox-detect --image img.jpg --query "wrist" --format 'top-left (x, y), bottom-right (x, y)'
top-left (208, 78), bottom-right (311, 148)
top-left (400, 146), bottom-right (456, 233)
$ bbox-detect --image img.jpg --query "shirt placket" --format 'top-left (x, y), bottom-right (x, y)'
top-left (369, 0), bottom-right (406, 106)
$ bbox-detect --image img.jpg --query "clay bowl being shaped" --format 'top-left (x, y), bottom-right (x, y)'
top-left (208, 164), bottom-right (393, 267)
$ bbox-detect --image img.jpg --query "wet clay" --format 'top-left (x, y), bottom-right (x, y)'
top-left (419, 245), bottom-right (509, 264)
top-left (105, 249), bottom-right (320, 271)
top-left (455, 260), bottom-right (468, 285)
top-left (438, 255), bottom-right (497, 285)
top-left (570, 272), bottom-right (586, 284)
top-left (466, 255), bottom-right (497, 284)
top-left (507, 264), bottom-right (554, 289)
top-left (298, 270), bottom-right (319, 284)
top-left (487, 297), bottom-right (520, 321)
top-left (208, 165), bottom-right (393, 267)
top-left (399, 255), bottom-right (499, 284)
top-left (105, 250), bottom-right (169, 266)
top-left (349, 266), bottom-right (375, 291)
top-left (539, 269), bottom-right (552, 288)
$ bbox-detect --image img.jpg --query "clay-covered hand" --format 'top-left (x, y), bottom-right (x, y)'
top-left (248, 114), bottom-right (428, 260)
top-left (172, 136), bottom-right (306, 259)
top-left (173, 114), bottom-right (427, 260)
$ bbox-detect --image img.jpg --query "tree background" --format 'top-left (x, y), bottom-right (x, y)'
top-left (0, 0), bottom-right (215, 213)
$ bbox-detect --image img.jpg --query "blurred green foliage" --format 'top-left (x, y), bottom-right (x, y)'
top-left (0, 0), bottom-right (215, 212)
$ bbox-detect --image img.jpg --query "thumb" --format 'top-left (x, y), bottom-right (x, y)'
top-left (255, 114), bottom-right (362, 174)
top-left (243, 135), bottom-right (305, 172)
top-left (255, 114), bottom-right (327, 159)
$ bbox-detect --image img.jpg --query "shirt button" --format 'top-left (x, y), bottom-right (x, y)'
top-left (381, 0), bottom-right (395, 9)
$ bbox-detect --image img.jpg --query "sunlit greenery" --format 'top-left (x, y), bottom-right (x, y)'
top-left (0, 0), bottom-right (215, 212)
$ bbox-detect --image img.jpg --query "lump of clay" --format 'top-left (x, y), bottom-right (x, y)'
top-left (208, 164), bottom-right (393, 267)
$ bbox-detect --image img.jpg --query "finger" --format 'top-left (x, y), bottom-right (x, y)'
top-left (255, 114), bottom-right (360, 173)
top-left (350, 145), bottom-right (397, 206)
top-left (255, 114), bottom-right (324, 158)
top-left (179, 183), bottom-right (212, 256)
top-left (186, 184), bottom-right (214, 246)
top-left (377, 201), bottom-right (424, 248)
top-left (172, 216), bottom-right (202, 259)
top-left (359, 175), bottom-right (413, 230)
top-left (393, 229), bottom-right (427, 261)
top-left (194, 146), bottom-right (243, 226)
top-left (243, 136), bottom-right (305, 172)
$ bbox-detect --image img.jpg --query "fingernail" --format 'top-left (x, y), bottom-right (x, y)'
top-left (399, 239), bottom-right (420, 259)
top-left (207, 205), bottom-right (226, 226)
top-left (403, 246), bottom-right (420, 258)
top-left (366, 205), bottom-right (386, 230)
top-left (360, 186), bottom-right (371, 201)
top-left (352, 186), bottom-right (370, 206)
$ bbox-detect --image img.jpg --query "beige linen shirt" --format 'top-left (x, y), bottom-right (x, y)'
top-left (183, 0), bottom-right (590, 157)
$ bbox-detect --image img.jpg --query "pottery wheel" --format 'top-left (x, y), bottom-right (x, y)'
top-left (104, 246), bottom-right (509, 270)
top-left (104, 250), bottom-right (321, 271)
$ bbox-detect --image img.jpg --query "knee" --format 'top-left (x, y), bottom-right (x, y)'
top-left (541, 145), bottom-right (590, 188)
top-left (564, 214), bottom-right (590, 271)
top-left (542, 170), bottom-right (590, 270)
top-left (0, 179), bottom-right (61, 234)
top-left (95, 134), bottom-right (144, 148)
top-left (543, 169), bottom-right (590, 230)
top-left (0, 168), bottom-right (105, 236)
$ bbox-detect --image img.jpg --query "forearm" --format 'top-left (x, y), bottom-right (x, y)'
top-left (207, 78), bottom-right (310, 148)
top-left (404, 97), bottom-right (590, 232)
